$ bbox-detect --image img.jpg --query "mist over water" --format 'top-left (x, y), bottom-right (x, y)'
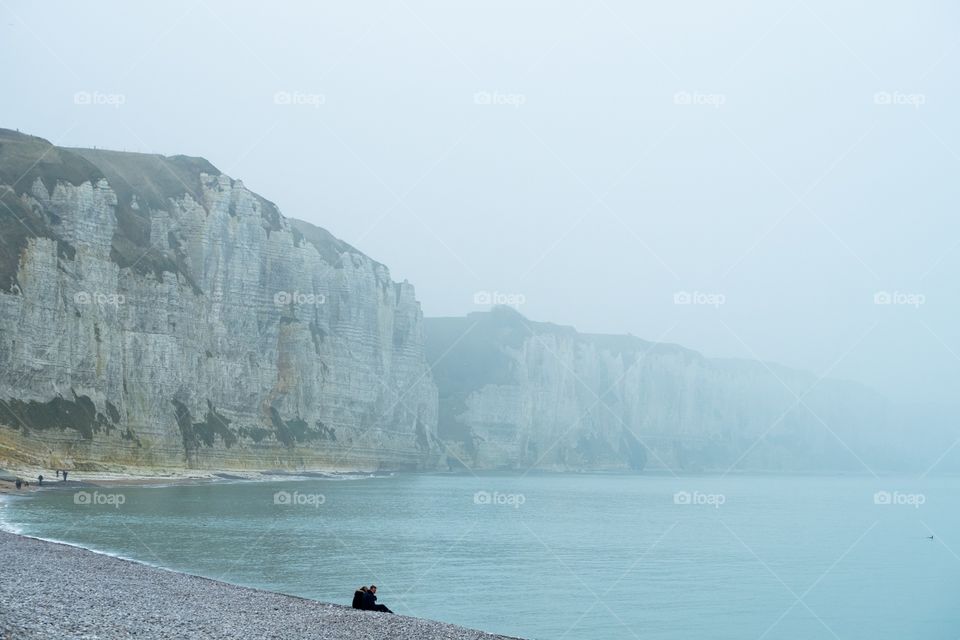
top-left (4, 474), bottom-right (958, 640)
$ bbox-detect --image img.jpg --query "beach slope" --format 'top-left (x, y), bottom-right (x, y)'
top-left (0, 531), bottom-right (520, 640)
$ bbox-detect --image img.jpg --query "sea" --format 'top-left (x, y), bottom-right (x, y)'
top-left (2, 472), bottom-right (957, 639)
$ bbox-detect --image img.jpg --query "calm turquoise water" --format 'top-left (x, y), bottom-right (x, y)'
top-left (2, 473), bottom-right (957, 639)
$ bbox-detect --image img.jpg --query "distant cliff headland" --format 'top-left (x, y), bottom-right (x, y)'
top-left (0, 129), bottom-right (946, 474)
top-left (426, 308), bottom-right (935, 472)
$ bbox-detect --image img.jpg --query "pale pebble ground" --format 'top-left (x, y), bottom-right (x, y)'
top-left (0, 531), bottom-right (521, 640)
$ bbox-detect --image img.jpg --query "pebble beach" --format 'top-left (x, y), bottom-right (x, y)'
top-left (0, 530), bottom-right (521, 640)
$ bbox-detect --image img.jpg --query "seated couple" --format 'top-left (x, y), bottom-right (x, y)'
top-left (351, 585), bottom-right (393, 613)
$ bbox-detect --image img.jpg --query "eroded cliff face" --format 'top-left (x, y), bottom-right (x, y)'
top-left (0, 129), bottom-right (438, 472)
top-left (426, 307), bottom-right (909, 472)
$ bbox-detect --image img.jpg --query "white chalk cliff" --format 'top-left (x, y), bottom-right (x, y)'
top-left (0, 129), bottom-right (438, 471)
top-left (426, 307), bottom-right (918, 472)
top-left (0, 129), bottom-right (939, 475)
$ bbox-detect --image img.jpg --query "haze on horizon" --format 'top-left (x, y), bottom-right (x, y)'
top-left (2, 0), bottom-right (958, 407)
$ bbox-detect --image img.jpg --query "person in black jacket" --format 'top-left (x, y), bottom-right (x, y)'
top-left (352, 587), bottom-right (367, 609)
top-left (362, 585), bottom-right (393, 613)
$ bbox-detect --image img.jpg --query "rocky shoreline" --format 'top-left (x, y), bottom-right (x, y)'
top-left (0, 466), bottom-right (398, 495)
top-left (0, 530), bottom-right (521, 640)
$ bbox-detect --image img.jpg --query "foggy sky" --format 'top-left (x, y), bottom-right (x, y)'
top-left (3, 0), bottom-right (958, 405)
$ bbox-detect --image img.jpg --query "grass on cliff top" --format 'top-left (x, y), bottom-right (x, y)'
top-left (0, 127), bottom-right (380, 293)
top-left (0, 129), bottom-right (104, 196)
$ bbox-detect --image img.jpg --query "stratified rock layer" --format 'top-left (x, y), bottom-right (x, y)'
top-left (0, 129), bottom-right (438, 471)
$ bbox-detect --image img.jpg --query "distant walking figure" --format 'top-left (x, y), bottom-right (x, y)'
top-left (352, 586), bottom-right (368, 609)
top-left (62, 470), bottom-right (68, 482)
top-left (37, 474), bottom-right (43, 486)
top-left (15, 478), bottom-right (22, 490)
top-left (363, 585), bottom-right (393, 613)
